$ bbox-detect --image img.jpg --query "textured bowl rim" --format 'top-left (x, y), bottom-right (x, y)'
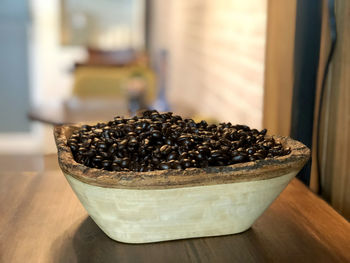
top-left (54, 124), bottom-right (310, 189)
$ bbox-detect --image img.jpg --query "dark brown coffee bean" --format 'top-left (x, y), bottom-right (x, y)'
top-left (102, 160), bottom-right (111, 169)
top-left (111, 163), bottom-right (121, 171)
top-left (120, 158), bottom-right (130, 168)
top-left (246, 147), bottom-right (255, 154)
top-left (260, 129), bottom-right (267, 135)
top-left (160, 145), bottom-right (172, 155)
top-left (70, 110), bottom-right (290, 171)
top-left (167, 151), bottom-right (178, 161)
top-left (232, 154), bottom-right (246, 163)
top-left (169, 160), bottom-right (182, 169)
top-left (69, 143), bottom-right (78, 152)
top-left (253, 153), bottom-right (264, 160)
top-left (118, 139), bottom-right (128, 150)
top-left (151, 130), bottom-right (161, 139)
top-left (159, 162), bottom-right (170, 170)
top-left (129, 137), bottom-right (138, 147)
top-left (100, 151), bottom-right (109, 158)
top-left (92, 155), bottom-right (103, 163)
top-left (113, 157), bottom-right (122, 165)
top-left (211, 150), bottom-right (222, 158)
top-left (152, 156), bottom-right (160, 165)
top-left (108, 143), bottom-right (118, 155)
top-left (181, 159), bottom-right (191, 169)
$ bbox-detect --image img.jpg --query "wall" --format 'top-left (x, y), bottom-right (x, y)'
top-left (263, 0), bottom-right (296, 137)
top-left (29, 0), bottom-right (88, 154)
top-left (316, 0), bottom-right (350, 220)
top-left (150, 0), bottom-right (267, 129)
top-left (0, 0), bottom-right (87, 153)
top-left (0, 0), bottom-right (31, 132)
top-left (30, 0), bottom-right (87, 107)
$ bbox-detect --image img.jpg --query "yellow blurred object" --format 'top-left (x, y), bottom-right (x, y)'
top-left (192, 116), bottom-right (219, 125)
top-left (72, 65), bottom-right (156, 104)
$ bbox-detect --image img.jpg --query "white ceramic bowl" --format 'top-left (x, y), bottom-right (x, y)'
top-left (54, 124), bottom-right (310, 243)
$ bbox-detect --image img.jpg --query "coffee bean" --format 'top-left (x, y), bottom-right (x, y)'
top-left (113, 157), bottom-right (122, 165)
top-left (232, 154), bottom-right (246, 163)
top-left (167, 151), bottom-right (178, 161)
top-left (108, 143), bottom-right (118, 155)
top-left (69, 143), bottom-right (78, 152)
top-left (159, 162), bottom-right (170, 170)
top-left (160, 145), bottom-right (172, 155)
top-left (129, 137), bottom-right (138, 147)
top-left (151, 130), bottom-right (161, 139)
top-left (260, 129), bottom-right (267, 135)
top-left (120, 158), bottom-right (130, 168)
top-left (169, 160), bottom-right (182, 169)
top-left (101, 160), bottom-right (111, 169)
top-left (69, 110), bottom-right (291, 171)
top-left (92, 155), bottom-right (103, 163)
top-left (181, 159), bottom-right (191, 169)
top-left (211, 150), bottom-right (222, 159)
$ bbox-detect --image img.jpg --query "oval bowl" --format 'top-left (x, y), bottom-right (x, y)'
top-left (54, 124), bottom-right (310, 243)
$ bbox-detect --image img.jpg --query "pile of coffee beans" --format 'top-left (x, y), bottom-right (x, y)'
top-left (67, 110), bottom-right (291, 172)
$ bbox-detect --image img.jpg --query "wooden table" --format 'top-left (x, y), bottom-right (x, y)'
top-left (1, 154), bottom-right (349, 263)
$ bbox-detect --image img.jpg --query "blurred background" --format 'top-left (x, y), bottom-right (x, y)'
top-left (0, 0), bottom-right (349, 219)
top-left (0, 0), bottom-right (267, 154)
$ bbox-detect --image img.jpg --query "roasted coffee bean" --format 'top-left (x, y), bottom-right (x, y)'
top-left (129, 137), bottom-right (138, 147)
top-left (151, 130), bottom-right (162, 139)
top-left (113, 157), bottom-right (123, 165)
top-left (246, 147), bottom-right (255, 154)
top-left (191, 159), bottom-right (197, 167)
top-left (120, 158), bottom-right (130, 168)
top-left (253, 153), bottom-right (264, 160)
top-left (108, 143), bottom-right (118, 155)
top-left (101, 160), bottom-right (111, 169)
top-left (152, 156), bottom-right (160, 165)
top-left (100, 151), bottom-right (109, 158)
top-left (83, 149), bottom-right (95, 157)
top-left (211, 150), bottom-right (222, 159)
top-left (134, 126), bottom-right (142, 134)
top-left (92, 155), bottom-right (103, 163)
top-left (169, 160), bottom-right (182, 169)
top-left (195, 152), bottom-right (205, 161)
top-left (160, 145), bottom-right (172, 155)
top-left (78, 147), bottom-right (87, 155)
top-left (181, 159), bottom-right (191, 169)
top-left (69, 143), bottom-right (78, 152)
top-left (118, 139), bottom-right (128, 150)
top-left (260, 129), bottom-right (267, 135)
top-left (159, 162), bottom-right (170, 170)
top-left (197, 146), bottom-right (210, 156)
top-left (69, 110), bottom-right (290, 171)
top-left (164, 138), bottom-right (173, 145)
top-left (232, 154), bottom-right (246, 163)
top-left (111, 163), bottom-right (121, 171)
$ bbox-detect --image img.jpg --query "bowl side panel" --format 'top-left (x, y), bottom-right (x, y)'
top-left (64, 171), bottom-right (297, 243)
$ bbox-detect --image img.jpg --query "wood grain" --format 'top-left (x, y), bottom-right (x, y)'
top-left (310, 0), bottom-right (331, 193)
top-left (0, 154), bottom-right (349, 262)
top-left (263, 0), bottom-right (297, 136)
top-left (312, 0), bottom-right (350, 220)
top-left (327, 0), bottom-right (350, 220)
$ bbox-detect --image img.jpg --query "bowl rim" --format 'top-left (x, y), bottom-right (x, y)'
top-left (54, 124), bottom-right (310, 189)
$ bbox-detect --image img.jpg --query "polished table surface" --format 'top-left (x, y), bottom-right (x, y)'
top-left (1, 154), bottom-right (349, 263)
